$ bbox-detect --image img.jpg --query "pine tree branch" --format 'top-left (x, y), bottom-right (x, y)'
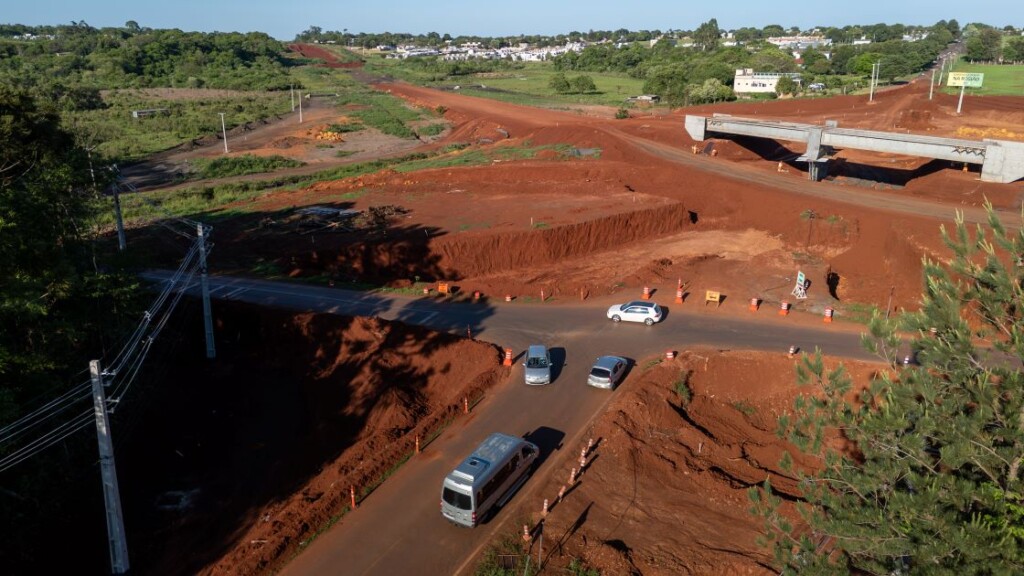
top-left (1008, 403), bottom-right (1024, 484)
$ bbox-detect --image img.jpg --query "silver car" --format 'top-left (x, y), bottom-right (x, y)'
top-left (523, 345), bottom-right (552, 385)
top-left (587, 356), bottom-right (628, 389)
top-left (606, 300), bottom-right (663, 325)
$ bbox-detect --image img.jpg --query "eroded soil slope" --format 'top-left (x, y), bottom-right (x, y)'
top-left (531, 349), bottom-right (882, 575)
top-left (109, 302), bottom-right (506, 576)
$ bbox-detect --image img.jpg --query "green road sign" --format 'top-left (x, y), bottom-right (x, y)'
top-left (947, 72), bottom-right (984, 88)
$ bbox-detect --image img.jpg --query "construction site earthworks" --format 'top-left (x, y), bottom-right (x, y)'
top-left (91, 47), bottom-right (1024, 576)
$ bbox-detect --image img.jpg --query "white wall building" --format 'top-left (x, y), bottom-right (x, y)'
top-left (733, 68), bottom-right (802, 94)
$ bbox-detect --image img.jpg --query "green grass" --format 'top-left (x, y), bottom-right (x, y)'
top-left (944, 63), bottom-right (1024, 96)
top-left (64, 90), bottom-right (293, 161)
top-left (674, 371), bottom-right (693, 406)
top-left (843, 302), bottom-right (882, 325)
top-left (191, 154), bottom-right (304, 179)
top-left (417, 123), bottom-right (447, 137)
top-left (367, 58), bottom-right (646, 108)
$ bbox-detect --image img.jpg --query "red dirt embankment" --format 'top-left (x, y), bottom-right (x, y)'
top-left (536, 349), bottom-right (883, 575)
top-left (119, 302), bottom-right (507, 576)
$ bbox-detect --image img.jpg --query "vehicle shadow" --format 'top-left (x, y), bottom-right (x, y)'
top-left (523, 426), bottom-right (565, 469)
top-left (549, 347), bottom-right (567, 382)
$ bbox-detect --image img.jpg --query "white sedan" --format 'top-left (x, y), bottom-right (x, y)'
top-left (606, 301), bottom-right (663, 325)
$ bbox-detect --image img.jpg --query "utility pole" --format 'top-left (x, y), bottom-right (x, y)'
top-left (929, 69), bottom-right (935, 100)
top-left (90, 360), bottom-right (130, 575)
top-left (869, 62), bottom-right (879, 101)
top-left (219, 112), bottom-right (229, 154)
top-left (197, 224), bottom-right (216, 359)
top-left (112, 183), bottom-right (127, 252)
top-left (298, 92), bottom-right (303, 124)
top-left (290, 84), bottom-right (295, 112)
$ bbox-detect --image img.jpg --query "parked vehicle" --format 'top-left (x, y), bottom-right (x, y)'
top-left (587, 356), bottom-right (628, 389)
top-left (606, 300), bottom-right (663, 325)
top-left (440, 433), bottom-right (539, 527)
top-left (523, 344), bottom-right (552, 385)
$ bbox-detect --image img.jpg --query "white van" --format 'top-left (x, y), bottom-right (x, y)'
top-left (440, 433), bottom-right (538, 527)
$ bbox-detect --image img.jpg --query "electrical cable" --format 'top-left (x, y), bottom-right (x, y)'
top-left (0, 382), bottom-right (91, 445)
top-left (0, 409), bottom-right (95, 474)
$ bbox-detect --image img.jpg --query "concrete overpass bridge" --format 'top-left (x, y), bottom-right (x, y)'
top-left (685, 114), bottom-right (1024, 184)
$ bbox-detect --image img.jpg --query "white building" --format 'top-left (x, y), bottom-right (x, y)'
top-left (733, 68), bottom-right (802, 94)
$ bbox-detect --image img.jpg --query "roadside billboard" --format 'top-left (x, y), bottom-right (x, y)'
top-left (947, 72), bottom-right (984, 88)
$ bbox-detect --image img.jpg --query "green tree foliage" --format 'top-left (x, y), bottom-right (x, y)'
top-left (689, 78), bottom-right (733, 104)
top-left (752, 206), bottom-right (1024, 574)
top-left (1, 85), bottom-right (143, 571)
top-left (692, 18), bottom-right (720, 52)
top-left (549, 72), bottom-right (571, 93)
top-left (966, 28), bottom-right (1004, 62)
top-left (1004, 37), bottom-right (1024, 63)
top-left (570, 74), bottom-right (597, 94)
top-left (642, 63), bottom-right (689, 106)
top-left (0, 24), bottom-right (292, 94)
top-left (774, 76), bottom-right (798, 96)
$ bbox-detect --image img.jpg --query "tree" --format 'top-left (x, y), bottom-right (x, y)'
top-left (548, 72), bottom-right (571, 93)
top-left (693, 19), bottom-right (720, 51)
top-left (971, 28), bottom-right (1003, 62)
top-left (1004, 37), bottom-right (1024, 63)
top-left (570, 74), bottom-right (597, 94)
top-left (752, 205), bottom-right (1024, 574)
top-left (775, 75), bottom-right (798, 96)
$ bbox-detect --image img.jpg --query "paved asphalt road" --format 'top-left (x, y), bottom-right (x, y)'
top-left (144, 272), bottom-right (879, 575)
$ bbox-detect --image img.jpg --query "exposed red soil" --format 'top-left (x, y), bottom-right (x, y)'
top-left (288, 43), bottom-right (364, 69)
top-left (112, 302), bottom-right (507, 576)
top-left (531, 349), bottom-right (883, 575)
top-left (112, 68), bottom-right (1024, 576)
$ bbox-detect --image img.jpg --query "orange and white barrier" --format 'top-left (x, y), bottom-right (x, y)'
top-left (642, 286), bottom-right (651, 300)
top-left (749, 297), bottom-right (759, 312)
top-left (788, 345), bottom-right (797, 358)
top-left (665, 350), bottom-right (675, 360)
top-left (824, 307), bottom-right (834, 323)
top-left (779, 301), bottom-right (790, 316)
top-left (675, 287), bottom-right (683, 304)
top-left (503, 348), bottom-right (513, 366)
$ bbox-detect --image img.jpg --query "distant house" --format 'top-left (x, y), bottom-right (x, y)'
top-left (626, 94), bottom-right (660, 104)
top-left (732, 69), bottom-right (802, 94)
top-left (131, 108), bottom-right (170, 119)
top-left (766, 35), bottom-right (831, 50)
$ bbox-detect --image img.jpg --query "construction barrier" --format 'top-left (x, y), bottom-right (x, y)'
top-left (675, 288), bottom-right (684, 304)
top-left (503, 348), bottom-right (513, 366)
top-left (505, 294), bottom-right (512, 302)
top-left (749, 297), bottom-right (759, 312)
top-left (779, 301), bottom-right (790, 316)
top-left (824, 307), bottom-right (834, 323)
top-left (665, 350), bottom-right (675, 360)
top-left (642, 286), bottom-right (651, 300)
top-left (422, 287), bottom-right (430, 295)
top-left (788, 345), bottom-right (798, 358)
top-left (473, 290), bottom-right (481, 301)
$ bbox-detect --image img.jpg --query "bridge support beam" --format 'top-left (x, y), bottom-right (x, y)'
top-left (684, 114), bottom-right (1024, 184)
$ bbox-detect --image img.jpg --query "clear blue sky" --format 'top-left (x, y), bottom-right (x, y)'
top-left (5, 0), bottom-right (1017, 40)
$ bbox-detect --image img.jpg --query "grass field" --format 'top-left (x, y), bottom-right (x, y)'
top-left (944, 63), bottom-right (1024, 96)
top-left (365, 58), bottom-right (648, 108)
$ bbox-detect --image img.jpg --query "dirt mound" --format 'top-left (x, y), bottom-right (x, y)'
top-left (117, 302), bottom-right (507, 576)
top-left (534, 349), bottom-right (883, 575)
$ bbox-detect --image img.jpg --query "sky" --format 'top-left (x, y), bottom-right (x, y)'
top-left (6, 0), bottom-right (1019, 40)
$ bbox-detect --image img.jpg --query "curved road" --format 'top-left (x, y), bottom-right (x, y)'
top-left (146, 272), bottom-right (878, 575)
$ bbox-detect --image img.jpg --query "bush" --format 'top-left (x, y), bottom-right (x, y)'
top-left (614, 108), bottom-right (630, 119)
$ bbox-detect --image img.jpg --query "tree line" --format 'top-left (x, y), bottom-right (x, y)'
top-left (0, 21), bottom-right (295, 113)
